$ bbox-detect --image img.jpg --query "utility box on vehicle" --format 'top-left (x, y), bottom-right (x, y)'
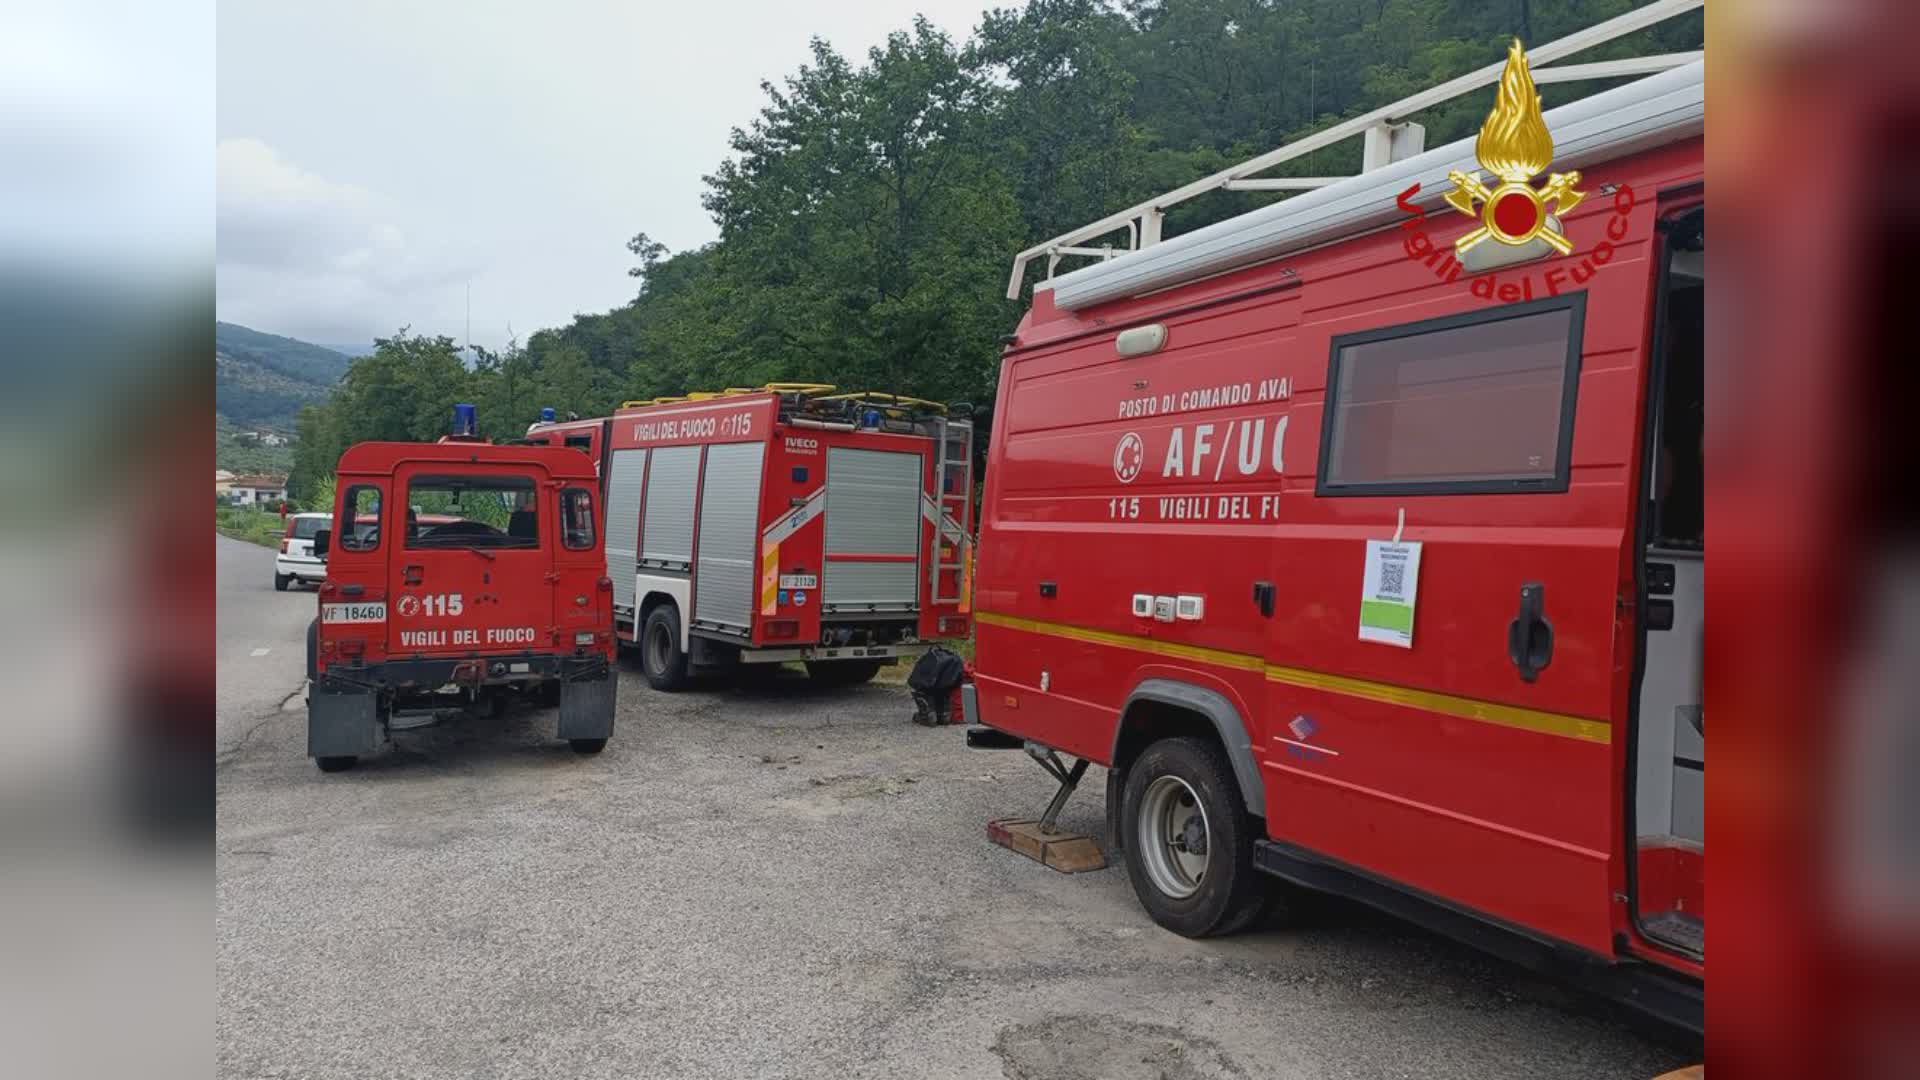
top-left (526, 385), bottom-right (975, 690)
top-left (306, 422), bottom-right (617, 771)
top-left (970, 15), bottom-right (1704, 1033)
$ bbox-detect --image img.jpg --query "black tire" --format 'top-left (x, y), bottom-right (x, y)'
top-left (641, 604), bottom-right (690, 691)
top-left (274, 573), bottom-right (291, 592)
top-left (306, 618), bottom-right (318, 682)
top-left (804, 659), bottom-right (884, 687)
top-left (315, 755), bottom-right (357, 773)
top-left (1121, 736), bottom-right (1273, 938)
top-left (569, 738), bottom-right (608, 755)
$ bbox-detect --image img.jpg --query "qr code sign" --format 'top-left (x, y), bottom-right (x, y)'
top-left (1378, 558), bottom-right (1405, 598)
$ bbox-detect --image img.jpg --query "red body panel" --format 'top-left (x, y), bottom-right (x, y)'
top-left (974, 139), bottom-right (1704, 973)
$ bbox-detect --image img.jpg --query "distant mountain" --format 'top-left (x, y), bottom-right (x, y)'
top-left (317, 342), bottom-right (376, 358)
top-left (215, 321), bottom-right (351, 428)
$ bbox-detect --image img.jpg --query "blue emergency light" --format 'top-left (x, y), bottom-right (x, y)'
top-left (539, 406), bottom-right (557, 423)
top-left (451, 403), bottom-right (478, 437)
top-left (861, 408), bottom-right (882, 429)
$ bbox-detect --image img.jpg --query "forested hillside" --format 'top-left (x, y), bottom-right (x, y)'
top-left (215, 321), bottom-right (352, 428)
top-left (287, 0), bottom-right (1701, 499)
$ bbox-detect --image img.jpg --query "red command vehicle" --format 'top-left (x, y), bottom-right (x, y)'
top-left (307, 410), bottom-right (617, 771)
top-left (526, 386), bottom-right (975, 689)
top-left (969, 12), bottom-right (1703, 1032)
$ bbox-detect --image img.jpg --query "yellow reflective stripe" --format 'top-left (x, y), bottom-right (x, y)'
top-left (974, 610), bottom-right (1610, 745)
top-left (759, 545), bottom-right (780, 616)
top-left (976, 610), bottom-right (1262, 672)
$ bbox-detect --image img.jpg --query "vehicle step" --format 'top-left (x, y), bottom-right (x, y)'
top-left (964, 726), bottom-right (1023, 750)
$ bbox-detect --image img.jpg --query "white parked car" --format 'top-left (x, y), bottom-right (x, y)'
top-left (274, 512), bottom-right (332, 591)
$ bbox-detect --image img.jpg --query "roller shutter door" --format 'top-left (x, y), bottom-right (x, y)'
top-left (693, 442), bottom-right (766, 632)
top-left (604, 449), bottom-right (647, 610)
top-left (640, 445), bottom-right (700, 568)
top-left (823, 447), bottom-right (922, 613)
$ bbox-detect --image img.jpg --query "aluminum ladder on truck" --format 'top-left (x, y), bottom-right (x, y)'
top-left (929, 417), bottom-right (973, 605)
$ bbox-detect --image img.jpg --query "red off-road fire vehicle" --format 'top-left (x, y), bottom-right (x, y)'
top-left (968, 8), bottom-right (1704, 1032)
top-left (306, 407), bottom-right (617, 771)
top-left (524, 385), bottom-right (975, 690)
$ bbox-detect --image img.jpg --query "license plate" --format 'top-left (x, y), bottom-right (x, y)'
top-left (778, 574), bottom-right (818, 590)
top-left (321, 601), bottom-right (387, 624)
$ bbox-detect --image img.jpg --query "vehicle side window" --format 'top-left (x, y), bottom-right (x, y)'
top-left (1317, 293), bottom-right (1585, 496)
top-left (340, 485), bottom-right (382, 551)
top-left (561, 487), bottom-right (595, 550)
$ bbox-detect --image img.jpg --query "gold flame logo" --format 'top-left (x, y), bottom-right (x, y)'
top-left (1443, 39), bottom-right (1584, 255)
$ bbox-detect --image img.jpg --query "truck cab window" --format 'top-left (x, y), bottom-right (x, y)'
top-left (340, 485), bottom-right (382, 551)
top-left (561, 488), bottom-right (595, 550)
top-left (404, 474), bottom-right (539, 549)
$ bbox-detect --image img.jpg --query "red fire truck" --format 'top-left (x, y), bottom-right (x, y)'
top-left (967, 5), bottom-right (1704, 1031)
top-left (306, 406), bottom-right (618, 771)
top-left (525, 386), bottom-right (975, 689)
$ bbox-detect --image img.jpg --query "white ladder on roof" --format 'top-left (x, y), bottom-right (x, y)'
top-left (1005, 0), bottom-right (1704, 298)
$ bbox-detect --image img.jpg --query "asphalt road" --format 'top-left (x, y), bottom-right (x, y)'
top-left (217, 534), bottom-right (318, 758)
top-left (217, 542), bottom-right (1694, 1079)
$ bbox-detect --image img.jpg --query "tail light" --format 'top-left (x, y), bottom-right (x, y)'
top-left (596, 576), bottom-right (613, 592)
top-left (939, 616), bottom-right (970, 636)
top-left (764, 619), bottom-right (799, 640)
top-left (280, 539), bottom-right (291, 554)
top-left (339, 638), bottom-right (366, 658)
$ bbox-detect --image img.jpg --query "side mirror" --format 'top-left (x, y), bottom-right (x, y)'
top-left (312, 528), bottom-right (331, 560)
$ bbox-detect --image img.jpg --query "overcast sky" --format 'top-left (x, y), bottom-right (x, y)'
top-left (216, 1), bottom-right (992, 351)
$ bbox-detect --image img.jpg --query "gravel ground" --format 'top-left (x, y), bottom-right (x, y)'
top-left (218, 647), bottom-right (1694, 1079)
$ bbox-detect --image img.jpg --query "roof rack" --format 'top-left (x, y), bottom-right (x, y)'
top-left (1005, 0), bottom-right (1703, 299)
top-left (810, 391), bottom-right (948, 417)
top-left (617, 383), bottom-right (840, 410)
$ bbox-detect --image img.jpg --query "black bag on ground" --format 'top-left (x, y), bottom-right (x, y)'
top-left (907, 646), bottom-right (966, 726)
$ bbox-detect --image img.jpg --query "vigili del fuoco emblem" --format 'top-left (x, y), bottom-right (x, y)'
top-left (1444, 38), bottom-right (1585, 254)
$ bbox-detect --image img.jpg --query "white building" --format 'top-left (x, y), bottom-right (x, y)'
top-left (227, 474), bottom-right (288, 506)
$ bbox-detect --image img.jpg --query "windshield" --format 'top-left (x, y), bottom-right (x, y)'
top-left (290, 516), bottom-right (330, 540)
top-left (404, 474), bottom-right (540, 549)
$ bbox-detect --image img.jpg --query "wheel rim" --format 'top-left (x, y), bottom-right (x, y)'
top-left (1137, 774), bottom-right (1210, 900)
top-left (646, 620), bottom-right (671, 674)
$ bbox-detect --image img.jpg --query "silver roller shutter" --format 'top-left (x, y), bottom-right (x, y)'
top-left (640, 445), bottom-right (700, 568)
top-left (823, 447), bottom-right (922, 613)
top-left (693, 442), bottom-right (766, 631)
top-left (603, 449), bottom-right (647, 610)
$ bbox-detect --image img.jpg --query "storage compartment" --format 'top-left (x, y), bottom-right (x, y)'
top-left (693, 442), bottom-right (766, 632)
top-left (604, 448), bottom-right (647, 611)
top-left (822, 447), bottom-right (922, 614)
top-left (640, 445), bottom-right (700, 570)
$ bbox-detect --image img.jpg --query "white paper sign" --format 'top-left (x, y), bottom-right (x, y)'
top-left (1358, 540), bottom-right (1422, 648)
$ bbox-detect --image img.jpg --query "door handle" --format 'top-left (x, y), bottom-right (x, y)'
top-left (403, 564), bottom-right (424, 585)
top-left (1507, 582), bottom-right (1553, 683)
top-left (1251, 580), bottom-right (1275, 617)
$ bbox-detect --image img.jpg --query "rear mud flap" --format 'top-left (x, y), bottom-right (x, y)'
top-left (557, 675), bottom-right (616, 741)
top-left (308, 688), bottom-right (380, 759)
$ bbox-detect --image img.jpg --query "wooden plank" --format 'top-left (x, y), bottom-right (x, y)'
top-left (988, 818), bottom-right (1108, 874)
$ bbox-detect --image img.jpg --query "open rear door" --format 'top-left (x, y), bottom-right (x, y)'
top-left (1630, 201), bottom-right (1706, 961)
